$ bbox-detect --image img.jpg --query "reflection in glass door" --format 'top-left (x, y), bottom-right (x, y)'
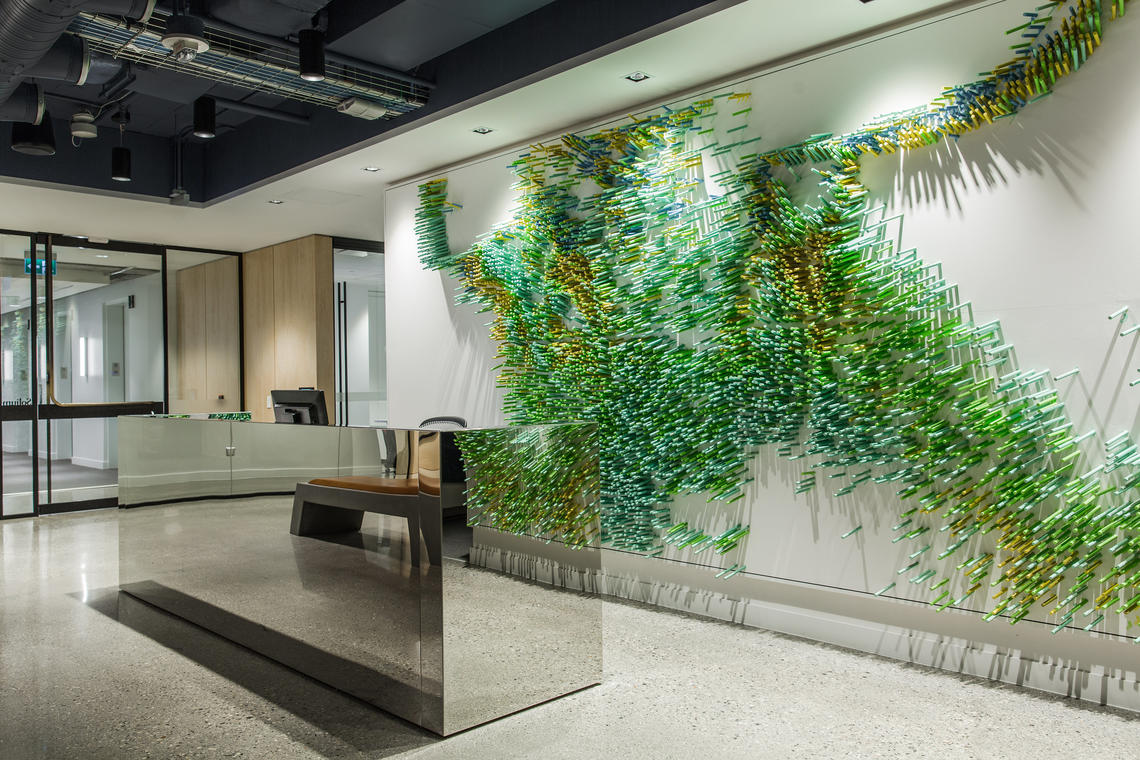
top-left (41, 240), bottom-right (165, 509)
top-left (0, 232), bottom-right (45, 517)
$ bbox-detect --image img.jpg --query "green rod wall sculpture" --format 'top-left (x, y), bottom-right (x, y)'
top-left (417, 0), bottom-right (1140, 634)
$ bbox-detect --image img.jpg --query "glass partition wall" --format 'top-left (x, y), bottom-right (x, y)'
top-left (0, 232), bottom-right (239, 519)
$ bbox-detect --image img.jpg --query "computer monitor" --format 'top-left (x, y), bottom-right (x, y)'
top-left (271, 389), bottom-right (329, 425)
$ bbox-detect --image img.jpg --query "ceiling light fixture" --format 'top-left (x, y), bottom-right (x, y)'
top-left (193, 95), bottom-right (216, 139)
top-left (267, 199), bottom-right (284, 205)
top-left (94, 254), bottom-right (109, 259)
top-left (624, 71), bottom-right (651, 83)
top-left (111, 108), bottom-right (131, 182)
top-left (11, 111), bottom-right (57, 156)
top-left (298, 27), bottom-right (326, 82)
top-left (472, 126), bottom-right (493, 134)
top-left (362, 166), bottom-right (381, 173)
top-left (161, 7), bottom-right (210, 62)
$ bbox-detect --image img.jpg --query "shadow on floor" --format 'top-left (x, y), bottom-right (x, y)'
top-left (78, 586), bottom-right (439, 758)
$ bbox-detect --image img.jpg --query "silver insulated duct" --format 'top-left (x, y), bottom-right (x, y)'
top-left (0, 0), bottom-right (155, 110)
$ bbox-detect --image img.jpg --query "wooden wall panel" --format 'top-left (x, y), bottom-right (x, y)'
top-left (313, 236), bottom-right (335, 422)
top-left (172, 257), bottom-right (242, 415)
top-left (273, 236), bottom-right (317, 392)
top-left (174, 264), bottom-right (205, 413)
top-left (204, 256), bottom-right (240, 413)
top-left (243, 246), bottom-right (277, 422)
top-left (243, 235), bottom-right (335, 423)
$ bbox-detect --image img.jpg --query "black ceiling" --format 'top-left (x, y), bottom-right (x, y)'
top-left (0, 0), bottom-right (736, 204)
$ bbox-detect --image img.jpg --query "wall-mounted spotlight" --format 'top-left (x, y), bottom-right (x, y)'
top-left (11, 112), bottom-right (57, 156)
top-left (193, 95), bottom-right (216, 139)
top-left (298, 28), bottom-right (325, 82)
top-left (111, 108), bottom-right (131, 182)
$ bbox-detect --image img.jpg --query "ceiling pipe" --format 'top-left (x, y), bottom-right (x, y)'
top-left (213, 96), bottom-right (309, 126)
top-left (0, 0), bottom-right (154, 106)
top-left (23, 34), bottom-right (124, 87)
top-left (0, 82), bottom-right (45, 123)
top-left (197, 14), bottom-right (436, 91)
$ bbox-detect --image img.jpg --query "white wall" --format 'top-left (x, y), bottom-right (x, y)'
top-left (385, 2), bottom-right (1140, 708)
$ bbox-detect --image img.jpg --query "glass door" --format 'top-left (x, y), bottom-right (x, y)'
top-left (37, 236), bottom-right (165, 512)
top-left (333, 246), bottom-right (387, 426)
top-left (0, 232), bottom-right (44, 517)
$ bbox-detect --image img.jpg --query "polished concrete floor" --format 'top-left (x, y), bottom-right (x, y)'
top-left (1, 500), bottom-right (1138, 759)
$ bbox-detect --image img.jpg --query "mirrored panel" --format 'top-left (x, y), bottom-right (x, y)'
top-left (118, 417), bottom-right (233, 505)
top-left (117, 419), bottom-right (602, 735)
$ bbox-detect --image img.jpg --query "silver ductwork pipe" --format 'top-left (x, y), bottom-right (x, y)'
top-left (0, 0), bottom-right (155, 106)
top-left (22, 34), bottom-right (121, 87)
top-left (0, 82), bottom-right (44, 123)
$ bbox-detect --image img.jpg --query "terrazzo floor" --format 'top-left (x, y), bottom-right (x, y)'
top-left (1, 503), bottom-right (1137, 759)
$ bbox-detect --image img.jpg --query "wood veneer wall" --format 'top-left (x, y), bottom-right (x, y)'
top-left (171, 256), bottom-right (241, 414)
top-left (242, 234), bottom-right (334, 422)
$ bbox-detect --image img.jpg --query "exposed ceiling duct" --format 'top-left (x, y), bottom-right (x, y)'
top-left (24, 34), bottom-right (123, 87)
top-left (68, 10), bottom-right (431, 118)
top-left (0, 0), bottom-right (155, 107)
top-left (0, 82), bottom-right (45, 123)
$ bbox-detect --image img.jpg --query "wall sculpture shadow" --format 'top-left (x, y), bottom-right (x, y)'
top-left (416, 0), bottom-right (1140, 636)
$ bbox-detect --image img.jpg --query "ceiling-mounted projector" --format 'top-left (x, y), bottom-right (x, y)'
top-left (161, 14), bottom-right (210, 62)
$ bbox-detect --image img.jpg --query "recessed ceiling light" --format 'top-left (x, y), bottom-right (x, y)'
top-left (472, 126), bottom-right (493, 135)
top-left (362, 166), bottom-right (381, 173)
top-left (267, 199), bottom-right (284, 205)
top-left (94, 254), bottom-right (109, 259)
top-left (625, 71), bottom-right (651, 83)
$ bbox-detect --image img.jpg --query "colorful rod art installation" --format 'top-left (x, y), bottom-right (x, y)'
top-left (417, 0), bottom-right (1140, 633)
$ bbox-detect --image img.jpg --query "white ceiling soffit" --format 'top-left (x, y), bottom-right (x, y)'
top-left (0, 0), bottom-right (997, 252)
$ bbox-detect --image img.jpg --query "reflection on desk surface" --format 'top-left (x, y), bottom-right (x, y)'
top-left (119, 496), bottom-right (602, 735)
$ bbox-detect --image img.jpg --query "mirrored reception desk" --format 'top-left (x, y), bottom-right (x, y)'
top-left (117, 416), bottom-right (602, 736)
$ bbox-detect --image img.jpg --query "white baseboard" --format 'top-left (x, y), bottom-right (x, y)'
top-left (70, 456), bottom-right (109, 470)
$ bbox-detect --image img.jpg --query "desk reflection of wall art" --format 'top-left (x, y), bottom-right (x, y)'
top-left (416, 0), bottom-right (1140, 636)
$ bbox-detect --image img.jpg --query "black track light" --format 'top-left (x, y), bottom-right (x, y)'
top-left (298, 28), bottom-right (325, 82)
top-left (11, 112), bottom-right (56, 156)
top-left (111, 107), bottom-right (131, 182)
top-left (193, 95), bottom-right (216, 139)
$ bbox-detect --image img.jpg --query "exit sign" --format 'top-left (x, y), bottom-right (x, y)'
top-left (24, 258), bottom-right (57, 275)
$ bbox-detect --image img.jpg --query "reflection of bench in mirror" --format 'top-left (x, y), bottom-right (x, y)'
top-left (291, 476), bottom-right (442, 566)
top-left (117, 417), bottom-right (602, 736)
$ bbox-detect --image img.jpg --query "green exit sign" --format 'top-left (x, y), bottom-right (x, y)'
top-left (24, 258), bottom-right (57, 275)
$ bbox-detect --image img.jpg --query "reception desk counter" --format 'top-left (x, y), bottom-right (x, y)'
top-left (117, 417), bottom-right (601, 736)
